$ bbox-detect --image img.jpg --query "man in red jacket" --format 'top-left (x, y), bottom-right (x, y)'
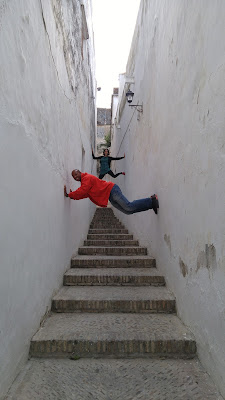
top-left (64, 170), bottom-right (159, 214)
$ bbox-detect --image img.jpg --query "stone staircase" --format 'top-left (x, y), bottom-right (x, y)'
top-left (30, 207), bottom-right (196, 359)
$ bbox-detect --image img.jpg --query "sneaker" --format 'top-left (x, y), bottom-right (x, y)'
top-left (151, 194), bottom-right (159, 214)
top-left (122, 172), bottom-right (125, 175)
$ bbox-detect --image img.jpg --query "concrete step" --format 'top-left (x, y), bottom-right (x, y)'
top-left (91, 220), bottom-right (121, 226)
top-left (71, 255), bottom-right (156, 268)
top-left (83, 240), bottom-right (139, 247)
top-left (30, 313), bottom-right (196, 358)
top-left (94, 208), bottom-right (114, 214)
top-left (90, 223), bottom-right (125, 229)
top-left (89, 229), bottom-right (129, 234)
top-left (78, 246), bottom-right (148, 256)
top-left (91, 217), bottom-right (120, 222)
top-left (87, 233), bottom-right (134, 240)
top-left (7, 359), bottom-right (222, 399)
top-left (87, 234), bottom-right (134, 240)
top-left (64, 268), bottom-right (165, 286)
top-left (51, 286), bottom-right (175, 313)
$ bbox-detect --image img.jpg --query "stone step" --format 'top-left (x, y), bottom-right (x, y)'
top-left (83, 240), bottom-right (139, 247)
top-left (64, 268), bottom-right (165, 286)
top-left (94, 208), bottom-right (113, 213)
top-left (91, 220), bottom-right (121, 226)
top-left (78, 246), bottom-right (147, 256)
top-left (91, 216), bottom-right (120, 222)
top-left (30, 313), bottom-right (196, 358)
top-left (87, 233), bottom-right (134, 240)
top-left (8, 359), bottom-right (222, 399)
top-left (71, 255), bottom-right (156, 268)
top-left (91, 217), bottom-right (122, 222)
top-left (89, 229), bottom-right (129, 234)
top-left (51, 286), bottom-right (175, 313)
top-left (90, 223), bottom-right (125, 229)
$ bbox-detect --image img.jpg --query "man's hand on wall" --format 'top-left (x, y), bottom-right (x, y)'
top-left (64, 185), bottom-right (68, 197)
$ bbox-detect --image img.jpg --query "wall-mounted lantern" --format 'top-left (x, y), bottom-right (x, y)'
top-left (125, 89), bottom-right (143, 113)
top-left (126, 89), bottom-right (134, 103)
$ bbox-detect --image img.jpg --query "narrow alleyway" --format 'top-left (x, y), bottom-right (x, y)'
top-left (5, 208), bottom-right (222, 399)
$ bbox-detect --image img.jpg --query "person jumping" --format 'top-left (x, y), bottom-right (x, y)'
top-left (92, 148), bottom-right (125, 179)
top-left (64, 170), bottom-right (159, 215)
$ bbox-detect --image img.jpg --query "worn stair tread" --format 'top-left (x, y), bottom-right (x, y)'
top-left (90, 223), bottom-right (125, 227)
top-left (83, 240), bottom-right (139, 246)
top-left (87, 234), bottom-right (134, 240)
top-left (64, 268), bottom-right (165, 285)
top-left (78, 246), bottom-right (147, 255)
top-left (52, 286), bottom-right (174, 301)
top-left (72, 255), bottom-right (154, 261)
top-left (7, 359), bottom-right (222, 400)
top-left (89, 229), bottom-right (129, 234)
top-left (65, 268), bottom-right (163, 277)
top-left (78, 248), bottom-right (147, 256)
top-left (31, 313), bottom-right (195, 342)
top-left (71, 255), bottom-right (156, 268)
top-left (79, 246), bottom-right (146, 249)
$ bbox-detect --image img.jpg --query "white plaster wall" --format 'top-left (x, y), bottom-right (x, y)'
top-left (111, 0), bottom-right (225, 396)
top-left (111, 94), bottom-right (118, 144)
top-left (0, 0), bottom-right (96, 397)
top-left (111, 95), bottom-right (118, 123)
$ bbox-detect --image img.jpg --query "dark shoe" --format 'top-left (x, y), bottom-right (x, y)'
top-left (151, 194), bottom-right (159, 214)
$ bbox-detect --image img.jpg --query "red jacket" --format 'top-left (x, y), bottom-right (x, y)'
top-left (68, 173), bottom-right (115, 207)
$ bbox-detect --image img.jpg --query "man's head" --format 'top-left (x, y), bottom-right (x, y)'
top-left (72, 169), bottom-right (81, 181)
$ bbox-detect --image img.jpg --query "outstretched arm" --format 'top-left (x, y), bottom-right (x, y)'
top-left (68, 177), bottom-right (92, 200)
top-left (92, 147), bottom-right (102, 160)
top-left (109, 153), bottom-right (125, 161)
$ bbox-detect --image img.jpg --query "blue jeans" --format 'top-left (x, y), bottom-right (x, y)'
top-left (109, 184), bottom-right (152, 215)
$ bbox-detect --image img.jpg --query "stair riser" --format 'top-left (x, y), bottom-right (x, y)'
top-left (30, 340), bottom-right (196, 358)
top-left (83, 240), bottom-right (139, 247)
top-left (90, 225), bottom-right (125, 229)
top-left (89, 229), bottom-right (129, 234)
top-left (94, 209), bottom-right (113, 211)
top-left (91, 222), bottom-right (120, 226)
top-left (64, 276), bottom-right (165, 286)
top-left (91, 218), bottom-right (119, 223)
top-left (71, 259), bottom-right (156, 268)
top-left (87, 234), bottom-right (133, 240)
top-left (78, 248), bottom-right (147, 256)
top-left (51, 300), bottom-right (176, 313)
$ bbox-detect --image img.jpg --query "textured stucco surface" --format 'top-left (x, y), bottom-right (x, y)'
top-left (111, 0), bottom-right (225, 396)
top-left (0, 0), bottom-right (95, 397)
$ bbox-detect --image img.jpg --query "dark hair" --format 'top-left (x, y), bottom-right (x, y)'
top-left (103, 148), bottom-right (110, 155)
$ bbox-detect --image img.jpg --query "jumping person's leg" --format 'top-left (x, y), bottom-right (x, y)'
top-left (99, 173), bottom-right (106, 179)
top-left (109, 184), bottom-right (154, 215)
top-left (107, 170), bottom-right (125, 179)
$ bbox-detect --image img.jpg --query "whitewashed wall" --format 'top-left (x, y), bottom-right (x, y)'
top-left (111, 0), bottom-right (225, 396)
top-left (0, 0), bottom-right (96, 397)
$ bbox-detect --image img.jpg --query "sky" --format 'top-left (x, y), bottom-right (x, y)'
top-left (92, 0), bottom-right (141, 108)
